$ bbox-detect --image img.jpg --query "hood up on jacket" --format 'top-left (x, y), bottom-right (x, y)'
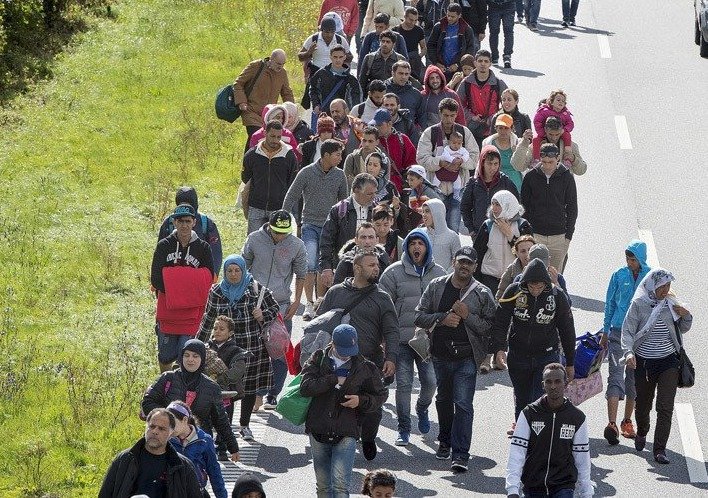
top-left (176, 186), bottom-right (199, 212)
top-left (402, 228), bottom-right (434, 274)
top-left (422, 198), bottom-right (452, 233)
top-left (421, 65), bottom-right (447, 95)
top-left (475, 144), bottom-right (501, 181)
top-left (520, 258), bottom-right (552, 286)
top-left (233, 472), bottom-right (267, 498)
top-left (625, 239), bottom-right (648, 271)
top-left (261, 103), bottom-right (288, 126)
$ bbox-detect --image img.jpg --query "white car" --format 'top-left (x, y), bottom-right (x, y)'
top-left (696, 0), bottom-right (708, 57)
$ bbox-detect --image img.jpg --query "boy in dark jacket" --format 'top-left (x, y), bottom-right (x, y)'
top-left (507, 363), bottom-right (593, 498)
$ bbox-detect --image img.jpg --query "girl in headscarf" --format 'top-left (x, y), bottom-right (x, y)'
top-left (283, 101), bottom-right (313, 145)
top-left (365, 151), bottom-right (399, 206)
top-left (621, 268), bottom-right (692, 464)
top-left (141, 339), bottom-right (240, 462)
top-left (248, 104), bottom-right (301, 162)
top-left (198, 254), bottom-right (280, 441)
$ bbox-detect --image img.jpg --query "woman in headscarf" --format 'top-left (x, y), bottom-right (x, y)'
top-left (283, 101), bottom-right (313, 146)
top-left (622, 269), bottom-right (692, 464)
top-left (141, 339), bottom-right (240, 462)
top-left (365, 151), bottom-right (399, 206)
top-left (198, 254), bottom-right (280, 441)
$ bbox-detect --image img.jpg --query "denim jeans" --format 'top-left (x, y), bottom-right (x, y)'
top-left (508, 350), bottom-right (559, 419)
top-left (309, 435), bottom-right (356, 498)
top-left (395, 344), bottom-right (437, 433)
top-left (301, 223), bottom-right (323, 272)
top-left (515, 0), bottom-right (525, 17)
top-left (525, 0), bottom-right (542, 25)
top-left (561, 0), bottom-right (579, 22)
top-left (247, 206), bottom-right (273, 235)
top-left (432, 357), bottom-right (478, 461)
top-left (488, 1), bottom-right (515, 60)
top-left (442, 192), bottom-right (462, 233)
top-left (525, 488), bottom-right (575, 498)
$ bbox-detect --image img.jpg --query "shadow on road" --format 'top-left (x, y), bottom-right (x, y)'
top-left (570, 294), bottom-right (606, 313)
top-left (498, 67), bottom-right (546, 78)
top-left (441, 455), bottom-right (506, 493)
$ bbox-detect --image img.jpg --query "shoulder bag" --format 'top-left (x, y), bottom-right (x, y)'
top-left (216, 61), bottom-right (266, 123)
top-left (674, 320), bottom-right (695, 388)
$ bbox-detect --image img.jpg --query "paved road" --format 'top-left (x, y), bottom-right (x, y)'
top-left (215, 1), bottom-right (708, 495)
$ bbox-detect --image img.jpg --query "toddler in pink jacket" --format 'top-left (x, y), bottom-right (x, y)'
top-left (532, 90), bottom-right (574, 165)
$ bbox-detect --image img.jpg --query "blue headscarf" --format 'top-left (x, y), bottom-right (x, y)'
top-left (220, 254), bottom-right (252, 304)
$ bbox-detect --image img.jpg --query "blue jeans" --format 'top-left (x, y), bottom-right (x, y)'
top-left (301, 223), bottom-right (323, 272)
top-left (309, 435), bottom-right (356, 498)
top-left (515, 0), bottom-right (525, 17)
top-left (525, 489), bottom-right (575, 498)
top-left (432, 357), bottom-right (477, 461)
top-left (508, 350), bottom-right (560, 419)
top-left (561, 0), bottom-right (579, 22)
top-left (395, 344), bottom-right (437, 433)
top-left (525, 0), bottom-right (541, 25)
top-left (488, 2), bottom-right (515, 60)
top-left (442, 192), bottom-right (461, 233)
top-left (247, 206), bottom-right (273, 235)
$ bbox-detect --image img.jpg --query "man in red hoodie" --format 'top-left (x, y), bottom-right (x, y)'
top-left (319, 0), bottom-right (360, 40)
top-left (420, 65), bottom-right (466, 127)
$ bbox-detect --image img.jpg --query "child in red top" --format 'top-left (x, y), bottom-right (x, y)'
top-left (532, 90), bottom-right (574, 166)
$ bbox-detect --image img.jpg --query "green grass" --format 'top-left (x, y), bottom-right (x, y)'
top-left (0, 0), bottom-right (316, 495)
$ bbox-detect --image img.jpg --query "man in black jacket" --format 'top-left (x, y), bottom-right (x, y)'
top-left (520, 143), bottom-right (578, 272)
top-left (427, 3), bottom-right (477, 82)
top-left (242, 120), bottom-right (298, 234)
top-left (506, 363), bottom-right (593, 498)
top-left (309, 45), bottom-right (363, 120)
top-left (98, 408), bottom-right (202, 498)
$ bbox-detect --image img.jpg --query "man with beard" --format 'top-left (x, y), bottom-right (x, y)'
top-left (420, 66), bottom-right (466, 126)
top-left (427, 3), bottom-right (477, 82)
top-left (329, 98), bottom-right (362, 160)
top-left (369, 108), bottom-right (417, 193)
top-left (506, 363), bottom-right (593, 498)
top-left (316, 251), bottom-right (400, 461)
top-left (384, 61), bottom-right (426, 130)
top-left (350, 79), bottom-right (387, 123)
top-left (382, 93), bottom-right (420, 146)
top-left (334, 222), bottom-right (391, 284)
top-left (414, 246), bottom-right (496, 473)
top-left (359, 30), bottom-right (407, 93)
top-left (99, 408), bottom-right (201, 497)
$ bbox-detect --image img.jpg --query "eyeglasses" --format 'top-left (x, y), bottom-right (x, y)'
top-left (539, 152), bottom-right (558, 158)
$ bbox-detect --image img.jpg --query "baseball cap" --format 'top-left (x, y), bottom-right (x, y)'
top-left (368, 108), bottom-right (392, 126)
top-left (406, 164), bottom-right (427, 179)
top-left (495, 113), bottom-right (514, 128)
top-left (454, 246), bottom-right (477, 263)
top-left (269, 210), bottom-right (293, 234)
top-left (166, 401), bottom-right (192, 419)
top-left (332, 324), bottom-right (359, 357)
top-left (172, 203), bottom-right (196, 219)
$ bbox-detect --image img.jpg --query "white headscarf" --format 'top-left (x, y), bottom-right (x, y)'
top-left (490, 190), bottom-right (524, 220)
top-left (632, 268), bottom-right (677, 338)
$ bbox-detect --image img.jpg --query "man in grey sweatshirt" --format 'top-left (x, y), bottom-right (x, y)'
top-left (242, 210), bottom-right (307, 409)
top-left (282, 140), bottom-right (349, 320)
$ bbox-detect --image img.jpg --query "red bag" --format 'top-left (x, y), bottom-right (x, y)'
top-left (286, 340), bottom-right (302, 375)
top-left (262, 313), bottom-right (290, 360)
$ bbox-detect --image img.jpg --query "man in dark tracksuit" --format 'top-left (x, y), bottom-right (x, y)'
top-left (506, 363), bottom-right (594, 498)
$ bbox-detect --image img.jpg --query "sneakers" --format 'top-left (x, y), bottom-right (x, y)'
top-left (451, 460), bottom-right (468, 473)
top-left (529, 24), bottom-right (539, 32)
top-left (569, 19), bottom-right (576, 26)
top-left (263, 396), bottom-right (278, 410)
top-left (654, 451), bottom-right (670, 464)
top-left (395, 432), bottom-right (410, 446)
top-left (303, 302), bottom-right (315, 321)
top-left (417, 407), bottom-right (431, 434)
top-left (604, 422), bottom-right (620, 445)
top-left (479, 354), bottom-right (492, 374)
top-left (635, 434), bottom-right (646, 451)
top-left (503, 56), bottom-right (511, 69)
top-left (240, 426), bottom-right (254, 441)
top-left (561, 20), bottom-right (568, 28)
top-left (491, 58), bottom-right (499, 65)
top-left (620, 419), bottom-right (636, 439)
top-left (362, 440), bottom-right (378, 460)
top-left (436, 443), bottom-right (451, 460)
top-left (507, 422), bottom-right (516, 438)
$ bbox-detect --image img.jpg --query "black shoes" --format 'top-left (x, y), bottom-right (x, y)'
top-left (635, 434), bottom-right (647, 451)
top-left (451, 460), bottom-right (468, 473)
top-left (604, 422), bottom-right (620, 446)
top-left (436, 443), bottom-right (451, 460)
top-left (362, 440), bottom-right (377, 461)
top-left (503, 56), bottom-right (511, 68)
top-left (654, 451), bottom-right (670, 464)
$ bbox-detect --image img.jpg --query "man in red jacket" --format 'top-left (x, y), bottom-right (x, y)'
top-left (368, 108), bottom-right (417, 193)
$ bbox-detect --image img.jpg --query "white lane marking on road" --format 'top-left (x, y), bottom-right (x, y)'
top-left (675, 403), bottom-right (708, 483)
top-left (597, 34), bottom-right (612, 58)
top-left (637, 229), bottom-right (660, 267)
top-left (614, 116), bottom-right (633, 150)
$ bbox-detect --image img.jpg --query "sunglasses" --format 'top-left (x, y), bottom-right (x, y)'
top-left (540, 151), bottom-right (559, 158)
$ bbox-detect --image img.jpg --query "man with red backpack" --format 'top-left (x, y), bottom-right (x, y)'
top-left (456, 49), bottom-right (508, 149)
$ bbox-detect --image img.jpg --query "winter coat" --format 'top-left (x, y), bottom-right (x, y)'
top-left (456, 69), bottom-right (508, 139)
top-left (473, 215), bottom-right (533, 279)
top-left (141, 370), bottom-right (240, 454)
top-left (207, 336), bottom-right (251, 398)
top-left (334, 243), bottom-right (391, 285)
top-left (317, 279), bottom-right (400, 365)
top-left (233, 58), bottom-right (295, 128)
top-left (98, 438), bottom-right (202, 498)
top-left (414, 274), bottom-right (497, 367)
top-left (359, 50), bottom-right (407, 91)
top-left (282, 160), bottom-right (349, 227)
top-left (361, 0), bottom-right (406, 34)
top-left (197, 281), bottom-right (280, 394)
top-left (319, 0), bottom-right (360, 37)
top-left (319, 196), bottom-right (374, 271)
top-left (603, 240), bottom-right (651, 332)
top-left (309, 64), bottom-right (363, 112)
top-left (242, 141), bottom-right (298, 212)
top-left (533, 104), bottom-right (574, 135)
top-left (511, 136), bottom-right (587, 176)
top-left (170, 427), bottom-right (227, 498)
top-left (427, 17), bottom-right (476, 68)
top-left (242, 225), bottom-right (307, 303)
top-left (377, 130), bottom-right (418, 192)
top-left (291, 120), bottom-right (313, 145)
top-left (419, 198), bottom-right (461, 270)
top-left (491, 259), bottom-right (576, 364)
top-left (379, 229), bottom-right (447, 342)
top-left (384, 77), bottom-right (426, 128)
top-left (520, 164), bottom-right (578, 239)
top-left (151, 231), bottom-right (214, 293)
top-left (507, 398), bottom-right (593, 498)
top-left (420, 65), bottom-right (467, 126)
top-left (301, 347), bottom-right (387, 439)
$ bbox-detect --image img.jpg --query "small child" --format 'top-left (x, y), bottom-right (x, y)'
top-left (433, 130), bottom-right (468, 202)
top-left (362, 469), bottom-right (397, 497)
top-left (448, 53), bottom-right (476, 91)
top-left (532, 89), bottom-right (574, 166)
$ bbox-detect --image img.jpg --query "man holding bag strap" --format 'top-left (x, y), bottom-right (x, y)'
top-left (316, 251), bottom-right (399, 461)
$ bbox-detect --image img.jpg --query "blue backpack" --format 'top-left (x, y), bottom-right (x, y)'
top-left (572, 331), bottom-right (606, 379)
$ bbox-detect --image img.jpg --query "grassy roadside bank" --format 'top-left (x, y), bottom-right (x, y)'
top-left (0, 0), bottom-right (315, 495)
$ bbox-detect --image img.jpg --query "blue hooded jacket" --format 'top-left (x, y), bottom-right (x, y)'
top-left (402, 228), bottom-right (434, 275)
top-left (170, 426), bottom-right (227, 498)
top-left (603, 240), bottom-right (650, 332)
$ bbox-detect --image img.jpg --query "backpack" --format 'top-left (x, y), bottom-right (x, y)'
top-left (168, 213), bottom-right (209, 237)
